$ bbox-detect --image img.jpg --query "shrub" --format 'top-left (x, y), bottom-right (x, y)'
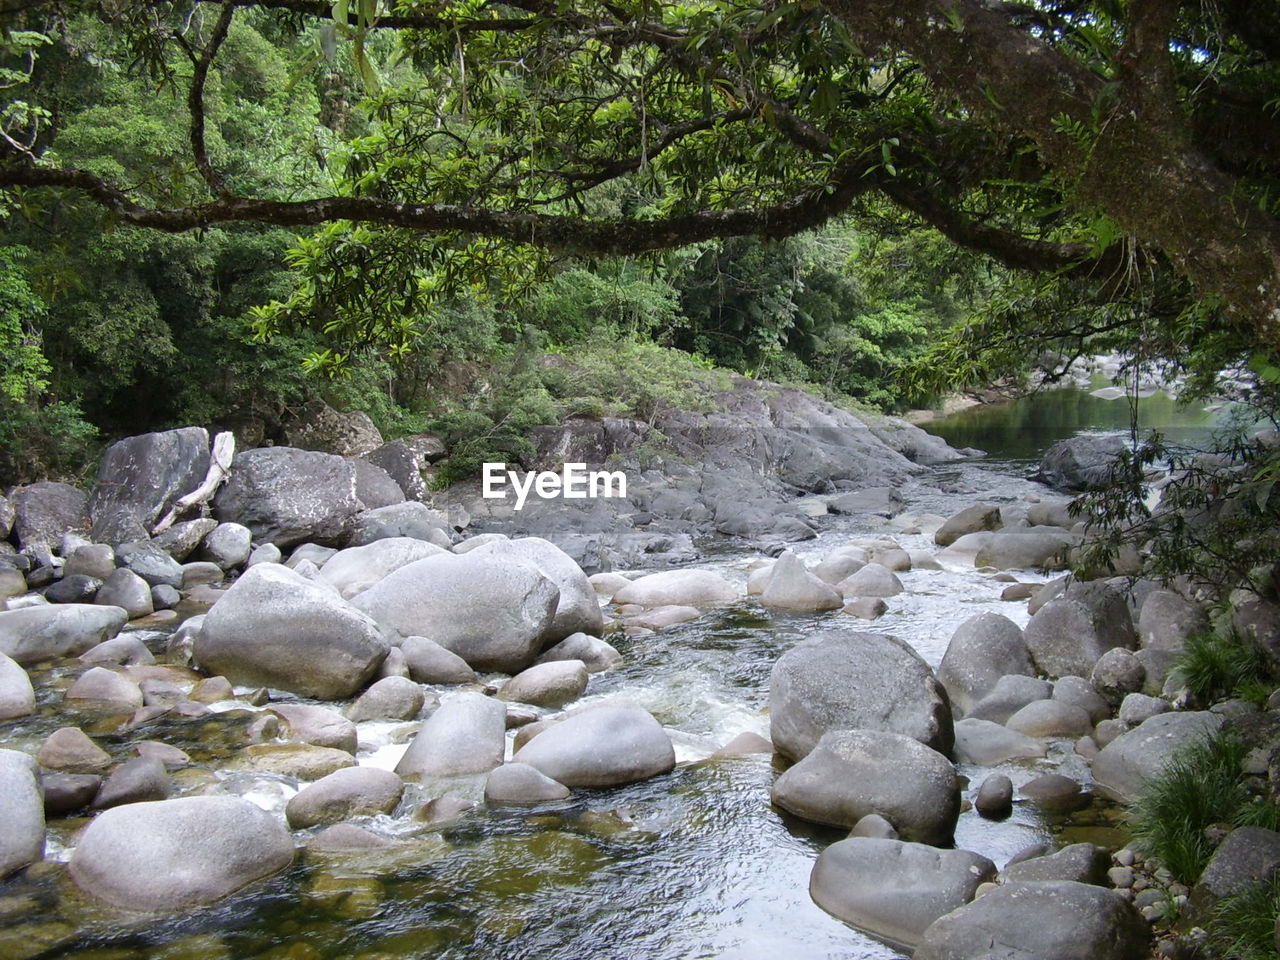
top-left (1171, 629), bottom-right (1272, 706)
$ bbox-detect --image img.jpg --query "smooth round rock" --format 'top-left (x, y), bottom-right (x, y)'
top-left (68, 796), bottom-right (295, 911)
top-left (0, 652), bottom-right (35, 720)
top-left (0, 604), bottom-right (128, 664)
top-left (346, 676), bottom-right (425, 722)
top-left (395, 692), bottom-right (506, 780)
top-left (536, 632), bottom-right (622, 673)
top-left (400, 636), bottom-right (476, 684)
top-left (65, 666), bottom-right (144, 707)
top-left (91, 755), bottom-right (169, 810)
top-left (975, 774), bottom-right (1013, 819)
top-left (953, 718), bottom-right (1047, 765)
top-left (938, 612), bottom-right (1034, 717)
top-left (837, 563), bottom-right (904, 598)
top-left (1006, 699), bottom-right (1093, 739)
top-left (498, 660), bottom-right (589, 708)
top-left (611, 570), bottom-right (738, 607)
top-left (285, 766), bottom-right (405, 828)
top-left (0, 750), bottom-right (44, 877)
top-left (93, 568), bottom-right (154, 620)
top-left (515, 703), bottom-right (675, 788)
top-left (37, 726), bottom-right (112, 772)
top-left (270, 703), bottom-right (358, 754)
top-left (484, 762), bottom-right (572, 805)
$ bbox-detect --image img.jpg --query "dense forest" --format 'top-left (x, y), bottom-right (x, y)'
top-left (2, 0), bottom-right (1277, 487)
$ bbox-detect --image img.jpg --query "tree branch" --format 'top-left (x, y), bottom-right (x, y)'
top-left (189, 0), bottom-right (237, 198)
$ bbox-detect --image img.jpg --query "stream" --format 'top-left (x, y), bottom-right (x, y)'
top-left (0, 383), bottom-right (1234, 960)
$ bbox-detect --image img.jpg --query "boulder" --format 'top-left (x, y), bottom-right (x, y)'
top-left (1138, 589), bottom-right (1208, 654)
top-left (0, 749), bottom-right (44, 877)
top-left (88, 428), bottom-right (210, 543)
top-left (470, 536), bottom-right (604, 640)
top-left (1090, 647), bottom-right (1146, 703)
top-left (515, 702), bottom-right (675, 788)
top-left (394, 692), bottom-right (506, 779)
top-left (843, 598), bottom-right (889, 620)
top-left (285, 400), bottom-right (383, 457)
top-left (1005, 699), bottom-right (1093, 739)
top-left (953, 718), bottom-right (1047, 765)
top-left (68, 796), bottom-right (294, 911)
top-left (0, 604), bottom-right (128, 664)
top-left (151, 519), bottom-right (218, 562)
top-left (1189, 827), bottom-right (1280, 917)
top-left (270, 703), bottom-right (358, 754)
top-left (351, 552), bottom-right (558, 673)
top-left (1052, 676), bottom-right (1111, 724)
top-left (93, 568), bottom-right (154, 620)
top-left (836, 563), bottom-right (903, 598)
top-left (973, 530), bottom-right (1077, 571)
top-left (934, 504), bottom-right (1002, 547)
top-left (351, 459), bottom-right (406, 511)
top-left (827, 487), bottom-right (905, 518)
top-left (345, 502), bottom-right (453, 547)
top-left (1024, 581), bottom-right (1137, 678)
top-left (65, 666), bottom-right (144, 707)
top-left (9, 481), bottom-right (89, 553)
top-left (498, 660), bottom-right (590, 708)
top-left (213, 446), bottom-right (364, 548)
top-left (966, 674), bottom-right (1054, 723)
top-left (938, 613), bottom-right (1035, 717)
top-left (812, 553), bottom-right (866, 586)
top-left (346, 676), bottom-right (426, 722)
top-left (1035, 435), bottom-right (1129, 492)
top-left (1019, 773), bottom-right (1091, 813)
top-left (200, 523), bottom-right (253, 570)
top-left (915, 881), bottom-right (1147, 960)
top-left (0, 494), bottom-right (11, 541)
top-left (179, 561), bottom-right (225, 588)
top-left (42, 772), bottom-right (102, 816)
top-left (0, 565), bottom-right (25, 602)
top-left (759, 551), bottom-right (843, 612)
top-left (811, 838), bottom-right (995, 949)
top-left (1027, 500), bottom-right (1076, 528)
top-left (284, 766), bottom-right (404, 828)
top-left (1001, 843), bottom-right (1110, 885)
top-left (194, 563), bottom-right (388, 699)
top-left (850, 813), bottom-right (899, 839)
top-left (230, 743), bottom-right (355, 780)
top-left (318, 538), bottom-right (447, 599)
top-left (1092, 711), bottom-right (1224, 802)
top-left (484, 762), bottom-right (572, 805)
top-left (37, 726), bottom-right (111, 772)
top-left (115, 540), bottom-right (185, 589)
top-left (364, 439), bottom-right (434, 501)
top-left (91, 755), bottom-right (169, 809)
top-left (975, 774), bottom-right (1013, 819)
top-left (771, 729), bottom-right (959, 843)
top-left (63, 543), bottom-right (117, 580)
top-left (769, 631), bottom-right (953, 760)
top-left (1117, 692), bottom-right (1168, 725)
top-left (0, 652), bottom-right (35, 720)
top-left (45, 573), bottom-right (101, 604)
top-left (399, 635), bottom-right (476, 684)
top-left (612, 570), bottom-right (738, 607)
top-left (535, 632), bottom-right (622, 673)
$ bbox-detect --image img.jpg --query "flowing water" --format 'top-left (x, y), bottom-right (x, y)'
top-left (3, 385), bottom-right (1226, 960)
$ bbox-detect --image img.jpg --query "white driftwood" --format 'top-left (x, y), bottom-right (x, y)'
top-left (151, 431), bottom-right (236, 535)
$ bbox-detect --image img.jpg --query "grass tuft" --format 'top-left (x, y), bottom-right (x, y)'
top-left (1205, 875), bottom-right (1280, 960)
top-left (1170, 629), bottom-right (1271, 705)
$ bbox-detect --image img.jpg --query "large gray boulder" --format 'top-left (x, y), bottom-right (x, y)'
top-left (0, 652), bottom-right (36, 720)
top-left (769, 631), bottom-right (953, 760)
top-left (914, 881), bottom-right (1148, 960)
top-left (114, 540), bottom-right (185, 589)
top-left (1189, 826), bottom-right (1280, 918)
top-left (351, 459), bottom-right (406, 511)
top-left (363, 438), bottom-right (438, 501)
top-left (88, 428), bottom-right (210, 544)
top-left (810, 838), bottom-right (995, 949)
top-left (0, 749), bottom-right (44, 878)
top-left (284, 766), bottom-right (404, 828)
top-left (1092, 710), bottom-right (1224, 802)
top-left (194, 563), bottom-right (387, 699)
top-left (515, 702), bottom-right (675, 788)
top-left (1024, 581), bottom-right (1137, 678)
top-left (938, 613), bottom-right (1035, 717)
top-left (68, 796), bottom-right (294, 911)
top-left (318, 537), bottom-right (447, 599)
top-left (772, 728), bottom-right (959, 843)
top-left (284, 400), bottom-right (383, 457)
top-left (9, 481), bottom-right (89, 553)
top-left (470, 536), bottom-right (604, 640)
top-left (0, 604), bottom-right (127, 664)
top-left (213, 446), bottom-right (364, 548)
top-left (351, 552), bottom-right (559, 673)
top-left (1035, 435), bottom-right (1129, 492)
top-left (395, 692), bottom-right (506, 779)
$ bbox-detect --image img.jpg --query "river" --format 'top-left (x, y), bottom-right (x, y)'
top-left (0, 384), bottom-right (1230, 960)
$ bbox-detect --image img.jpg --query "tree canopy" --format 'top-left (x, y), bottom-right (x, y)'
top-left (2, 0), bottom-right (1278, 372)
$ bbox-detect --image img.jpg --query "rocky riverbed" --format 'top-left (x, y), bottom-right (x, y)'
top-left (0, 378), bottom-right (1273, 960)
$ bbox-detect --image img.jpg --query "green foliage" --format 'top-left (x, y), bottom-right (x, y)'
top-left (1128, 733), bottom-right (1280, 885)
top-left (1205, 875), bottom-right (1280, 960)
top-left (1171, 629), bottom-right (1273, 706)
top-left (0, 246), bottom-right (96, 481)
